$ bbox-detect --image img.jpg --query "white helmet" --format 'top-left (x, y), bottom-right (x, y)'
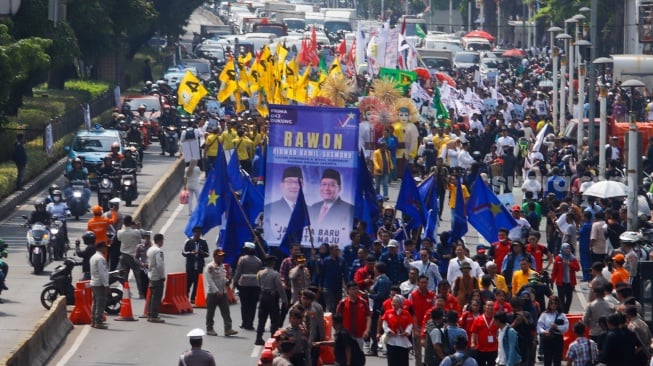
top-left (619, 231), bottom-right (642, 244)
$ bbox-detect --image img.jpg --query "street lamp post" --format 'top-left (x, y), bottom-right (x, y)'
top-left (565, 18), bottom-right (578, 117)
top-left (621, 78), bottom-right (646, 231)
top-left (579, 6), bottom-right (596, 156)
top-left (549, 26), bottom-right (563, 131)
top-left (557, 33), bottom-right (572, 131)
top-left (575, 39), bottom-right (591, 153)
top-left (593, 56), bottom-right (613, 176)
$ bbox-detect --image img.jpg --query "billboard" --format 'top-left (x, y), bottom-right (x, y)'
top-left (263, 104), bottom-right (359, 248)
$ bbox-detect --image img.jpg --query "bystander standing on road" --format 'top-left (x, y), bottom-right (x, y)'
top-left (12, 133), bottom-right (27, 191)
top-left (255, 255), bottom-right (287, 345)
top-left (146, 233), bottom-right (165, 323)
top-left (233, 241), bottom-right (262, 330)
top-left (204, 248), bottom-right (238, 337)
top-left (135, 230), bottom-right (152, 296)
top-left (183, 226), bottom-right (210, 304)
top-left (90, 242), bottom-right (109, 330)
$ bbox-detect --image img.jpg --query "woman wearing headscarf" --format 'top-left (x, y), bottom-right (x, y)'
top-left (381, 295), bottom-right (413, 366)
top-left (550, 243), bottom-right (580, 313)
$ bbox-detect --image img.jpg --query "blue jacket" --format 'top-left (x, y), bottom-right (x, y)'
top-left (368, 273), bottom-right (392, 312)
top-left (319, 256), bottom-right (347, 290)
top-left (380, 252), bottom-right (408, 285)
top-left (502, 326), bottom-right (522, 366)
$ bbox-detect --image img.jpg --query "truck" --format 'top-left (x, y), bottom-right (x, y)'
top-left (416, 49), bottom-right (453, 74)
top-left (563, 117), bottom-right (653, 152)
top-left (323, 9), bottom-right (357, 42)
top-left (251, 18), bottom-right (288, 37)
top-left (200, 25), bottom-right (234, 39)
top-left (611, 54), bottom-right (653, 87)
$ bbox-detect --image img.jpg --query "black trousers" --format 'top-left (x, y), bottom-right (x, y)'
top-left (386, 345), bottom-right (409, 366)
top-left (148, 279), bottom-right (164, 318)
top-left (369, 311), bottom-right (380, 352)
top-left (108, 240), bottom-right (121, 272)
top-left (556, 283), bottom-right (573, 313)
top-left (279, 288), bottom-right (292, 325)
top-left (256, 291), bottom-right (280, 340)
top-left (474, 350), bottom-right (498, 366)
top-left (187, 269), bottom-right (201, 302)
top-left (540, 334), bottom-right (563, 366)
top-left (238, 286), bottom-right (260, 328)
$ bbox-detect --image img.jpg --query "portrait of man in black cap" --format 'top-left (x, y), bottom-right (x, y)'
top-left (308, 168), bottom-right (353, 228)
top-left (264, 166), bottom-right (304, 240)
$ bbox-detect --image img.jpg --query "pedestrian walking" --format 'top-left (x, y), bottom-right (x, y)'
top-left (12, 133), bottom-right (27, 190)
top-left (178, 328), bottom-right (216, 366)
top-left (550, 243), bottom-right (580, 313)
top-left (382, 295), bottom-right (413, 366)
top-left (117, 215), bottom-right (145, 298)
top-left (183, 226), bottom-right (210, 303)
top-left (537, 296), bottom-right (569, 366)
top-left (336, 281), bottom-right (371, 350)
top-left (204, 248), bottom-right (238, 337)
top-left (373, 141), bottom-right (393, 200)
top-left (183, 164), bottom-right (201, 216)
top-left (313, 313), bottom-right (366, 365)
top-left (146, 233), bottom-right (165, 323)
top-left (494, 311), bottom-right (521, 366)
top-left (90, 242), bottom-right (109, 329)
top-left (232, 242), bottom-right (262, 330)
top-left (255, 255), bottom-right (288, 345)
top-left (566, 323), bottom-right (598, 366)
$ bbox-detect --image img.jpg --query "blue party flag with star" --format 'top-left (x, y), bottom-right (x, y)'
top-left (185, 145), bottom-right (229, 237)
top-left (418, 175), bottom-right (439, 242)
top-left (279, 182), bottom-right (311, 255)
top-left (466, 175), bottom-right (518, 243)
top-left (396, 167), bottom-right (426, 229)
top-left (240, 176), bottom-right (264, 224)
top-left (227, 148), bottom-right (246, 192)
top-left (221, 189), bottom-right (255, 265)
top-left (354, 151), bottom-right (379, 235)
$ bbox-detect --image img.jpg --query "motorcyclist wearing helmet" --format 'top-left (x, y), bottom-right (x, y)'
top-left (125, 122), bottom-right (144, 165)
top-left (65, 158), bottom-right (92, 208)
top-left (86, 205), bottom-right (117, 246)
top-left (159, 104), bottom-right (181, 155)
top-left (44, 184), bottom-right (61, 205)
top-left (46, 190), bottom-right (70, 245)
top-left (121, 149), bottom-right (139, 170)
top-left (75, 231), bottom-right (97, 280)
top-left (0, 239), bottom-right (9, 301)
top-left (107, 142), bottom-right (124, 163)
top-left (28, 200), bottom-right (52, 225)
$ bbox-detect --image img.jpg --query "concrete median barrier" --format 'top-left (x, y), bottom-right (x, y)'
top-left (132, 157), bottom-right (185, 230)
top-left (1, 296), bottom-right (73, 366)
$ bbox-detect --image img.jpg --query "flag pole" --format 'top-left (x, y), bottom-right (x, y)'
top-left (229, 188), bottom-right (267, 256)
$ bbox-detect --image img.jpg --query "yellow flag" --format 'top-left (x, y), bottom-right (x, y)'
top-left (285, 57), bottom-right (299, 86)
top-left (275, 44), bottom-right (288, 75)
top-left (177, 71), bottom-right (208, 113)
top-left (238, 52), bottom-right (253, 68)
top-left (256, 91), bottom-right (269, 117)
top-left (234, 91), bottom-right (245, 113)
top-left (249, 59), bottom-right (264, 94)
top-left (328, 57), bottom-right (344, 78)
top-left (217, 59), bottom-right (238, 102)
top-left (288, 66), bottom-right (311, 104)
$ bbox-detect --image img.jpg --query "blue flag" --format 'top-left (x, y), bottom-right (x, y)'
top-left (240, 177), bottom-right (264, 224)
top-left (466, 175), bottom-right (518, 243)
top-left (252, 145), bottom-right (266, 196)
top-left (227, 150), bottom-right (246, 192)
top-left (354, 151), bottom-right (379, 235)
top-left (450, 177), bottom-right (468, 243)
top-left (222, 190), bottom-right (254, 265)
top-left (279, 183), bottom-right (311, 255)
top-left (395, 167), bottom-right (426, 229)
top-left (418, 175), bottom-right (439, 242)
top-left (185, 145), bottom-right (228, 237)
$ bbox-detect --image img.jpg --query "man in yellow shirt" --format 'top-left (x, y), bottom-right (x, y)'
top-left (480, 261), bottom-right (509, 294)
top-left (511, 257), bottom-right (537, 296)
top-left (232, 127), bottom-right (254, 174)
top-left (204, 126), bottom-right (221, 173)
top-left (447, 175), bottom-right (470, 209)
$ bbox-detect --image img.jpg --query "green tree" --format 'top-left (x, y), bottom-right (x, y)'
top-left (0, 24), bottom-right (51, 117)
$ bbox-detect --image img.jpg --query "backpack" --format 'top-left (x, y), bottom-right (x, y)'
top-left (445, 353), bottom-right (469, 366)
top-left (184, 128), bottom-right (196, 140)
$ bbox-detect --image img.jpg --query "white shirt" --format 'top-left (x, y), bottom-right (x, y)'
top-left (186, 166), bottom-right (202, 191)
top-left (469, 118), bottom-right (485, 133)
top-left (458, 150), bottom-right (475, 170)
top-left (496, 326), bottom-right (508, 365)
top-left (521, 179), bottom-right (542, 199)
top-left (447, 257), bottom-right (483, 285)
top-left (408, 260), bottom-right (442, 291)
top-left (90, 252), bottom-right (109, 287)
top-left (496, 136), bottom-right (515, 156)
top-left (556, 213), bottom-right (569, 234)
top-left (400, 280), bottom-right (418, 297)
top-left (147, 244), bottom-right (165, 281)
top-left (382, 311), bottom-right (413, 348)
top-left (508, 217), bottom-right (531, 242)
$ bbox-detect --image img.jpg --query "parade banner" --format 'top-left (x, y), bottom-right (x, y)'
top-left (263, 104), bottom-right (359, 248)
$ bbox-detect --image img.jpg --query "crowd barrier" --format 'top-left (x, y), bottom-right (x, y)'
top-left (160, 272), bottom-right (193, 314)
top-left (69, 281), bottom-right (92, 325)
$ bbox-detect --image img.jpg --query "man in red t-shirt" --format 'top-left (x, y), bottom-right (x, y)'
top-left (525, 231), bottom-right (552, 273)
top-left (489, 228), bottom-right (512, 270)
top-left (469, 300), bottom-right (498, 366)
top-left (408, 275), bottom-right (435, 366)
top-left (353, 255), bottom-right (376, 291)
top-left (335, 281), bottom-right (371, 349)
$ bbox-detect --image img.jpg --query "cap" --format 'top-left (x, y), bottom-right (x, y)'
top-left (244, 242), bottom-right (256, 249)
top-left (321, 168), bottom-right (341, 185)
top-left (141, 230), bottom-right (152, 237)
top-left (476, 244), bottom-right (487, 253)
top-left (296, 255), bottom-right (307, 263)
top-left (282, 166), bottom-right (303, 180)
top-left (109, 197), bottom-right (121, 204)
top-left (387, 239), bottom-right (399, 248)
top-left (187, 328), bottom-right (205, 339)
top-left (611, 136), bottom-right (618, 140)
top-left (613, 253), bottom-right (625, 262)
top-left (485, 260), bottom-right (496, 269)
top-left (511, 204), bottom-right (521, 212)
top-left (460, 261), bottom-right (472, 269)
top-left (215, 249), bottom-right (225, 256)
top-left (260, 349), bottom-right (274, 362)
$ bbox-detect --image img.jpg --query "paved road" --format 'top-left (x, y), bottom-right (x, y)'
top-left (0, 148), bottom-right (178, 358)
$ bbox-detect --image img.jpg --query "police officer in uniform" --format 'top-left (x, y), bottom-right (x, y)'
top-left (178, 328), bottom-right (216, 366)
top-left (104, 198), bottom-right (124, 271)
top-left (233, 242), bottom-right (262, 330)
top-left (255, 255), bottom-right (288, 345)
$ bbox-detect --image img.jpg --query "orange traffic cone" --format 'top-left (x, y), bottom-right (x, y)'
top-left (115, 281), bottom-right (138, 321)
top-left (194, 274), bottom-right (207, 308)
top-left (70, 281), bottom-right (93, 325)
top-left (140, 287), bottom-right (152, 318)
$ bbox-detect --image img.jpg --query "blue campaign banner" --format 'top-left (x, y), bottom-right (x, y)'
top-left (263, 104), bottom-right (359, 248)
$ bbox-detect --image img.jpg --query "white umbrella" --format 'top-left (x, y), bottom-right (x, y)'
top-left (583, 180), bottom-right (629, 198)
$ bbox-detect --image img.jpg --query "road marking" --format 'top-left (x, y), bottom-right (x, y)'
top-left (250, 345), bottom-right (262, 358)
top-left (55, 324), bottom-right (91, 366)
top-left (160, 204), bottom-right (184, 235)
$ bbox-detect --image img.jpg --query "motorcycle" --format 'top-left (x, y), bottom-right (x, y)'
top-left (127, 142), bottom-right (143, 170)
top-left (22, 216), bottom-right (51, 274)
top-left (119, 167), bottom-right (138, 206)
top-left (97, 173), bottom-right (117, 212)
top-left (50, 216), bottom-right (68, 260)
top-left (40, 258), bottom-right (124, 314)
top-left (163, 125), bottom-right (179, 156)
top-left (67, 180), bottom-right (88, 220)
